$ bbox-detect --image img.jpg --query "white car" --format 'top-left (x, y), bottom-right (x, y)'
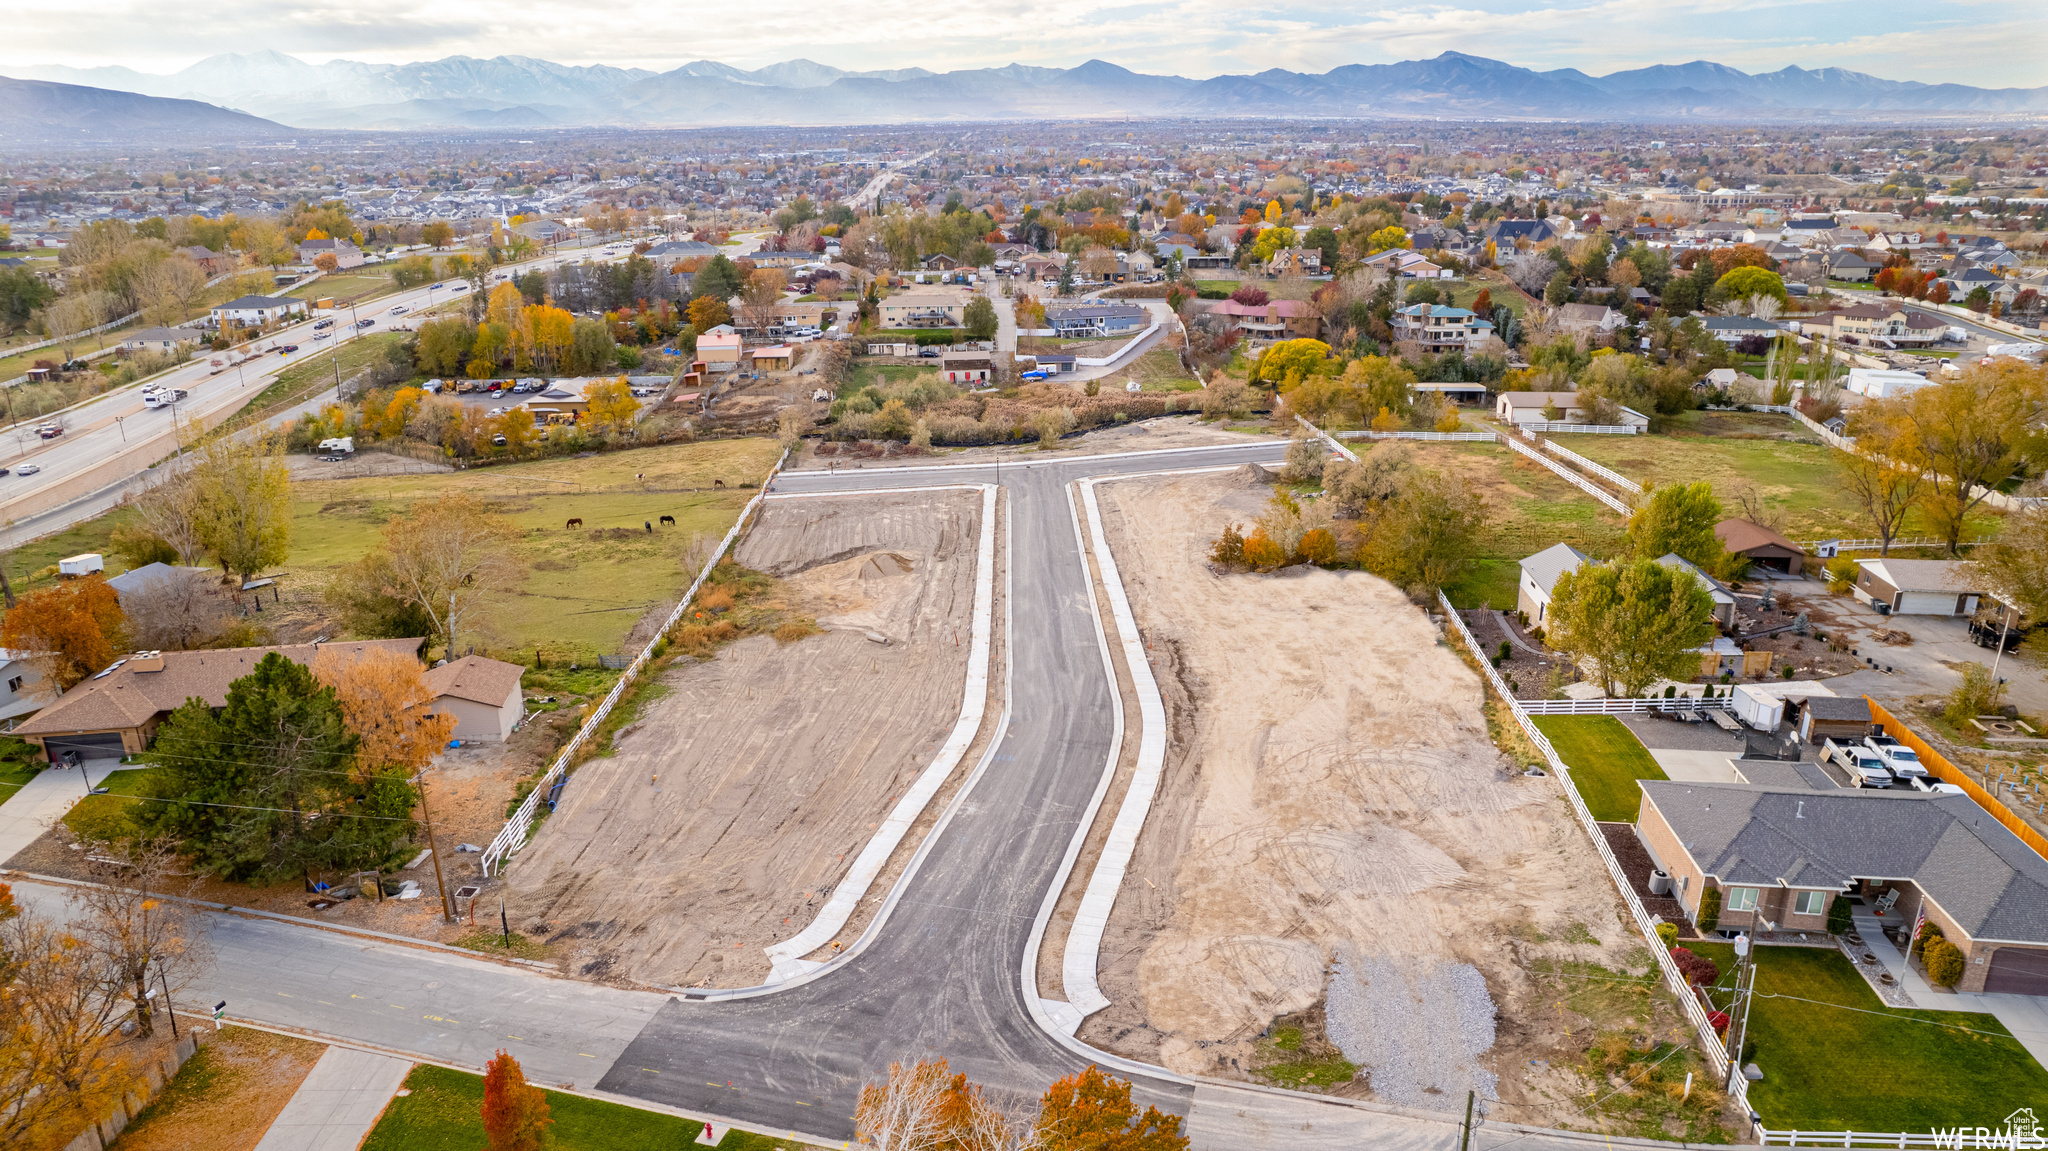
top-left (17, 464), bottom-right (40, 476)
top-left (389, 305), bottom-right (409, 315)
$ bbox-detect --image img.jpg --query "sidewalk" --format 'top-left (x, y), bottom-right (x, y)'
top-left (253, 1045), bottom-right (412, 1151)
top-left (0, 758), bottom-right (126, 864)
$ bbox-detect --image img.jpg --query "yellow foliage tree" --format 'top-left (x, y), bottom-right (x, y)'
top-left (1263, 200), bottom-right (1282, 223)
top-left (0, 577), bottom-right (126, 691)
top-left (1371, 405), bottom-right (1403, 432)
top-left (585, 377), bottom-right (639, 437)
top-left (486, 282), bottom-right (526, 329)
top-left (311, 645), bottom-right (456, 778)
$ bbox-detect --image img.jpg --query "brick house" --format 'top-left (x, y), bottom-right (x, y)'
top-left (1637, 782), bottom-right (2048, 994)
top-left (1208, 299), bottom-right (1321, 341)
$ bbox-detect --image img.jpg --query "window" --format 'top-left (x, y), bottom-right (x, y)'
top-left (5, 676), bottom-right (19, 694)
top-left (1726, 887), bottom-right (1759, 912)
top-left (1795, 891), bottom-right (1826, 917)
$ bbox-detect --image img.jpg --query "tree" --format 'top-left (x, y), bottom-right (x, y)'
top-left (482, 1050), bottom-right (553, 1151)
top-left (416, 316), bottom-right (475, 376)
top-left (694, 253), bottom-right (745, 302)
top-left (421, 221), bottom-right (454, 249)
top-left (189, 435), bottom-right (293, 583)
top-left (738, 268), bottom-right (785, 332)
top-left (585, 376), bottom-right (640, 437)
top-left (120, 567), bottom-right (231, 652)
top-left (687, 295), bottom-right (731, 332)
top-left (133, 255), bottom-right (210, 326)
top-left (1892, 362), bottom-right (2048, 554)
top-left (1251, 339), bottom-right (1331, 386)
top-left (1834, 414), bottom-right (1921, 556)
top-left (0, 884), bottom-right (134, 1149)
top-left (1628, 482), bottom-right (1725, 569)
top-left (1357, 470), bottom-right (1488, 597)
top-left (1713, 266), bottom-right (1786, 308)
top-left (1547, 559), bottom-right (1717, 697)
top-left (313, 252), bottom-right (339, 273)
top-left (0, 266), bottom-right (56, 334)
top-left (1543, 270), bottom-right (1573, 306)
top-left (312, 645), bottom-right (456, 776)
top-left (1975, 504), bottom-right (2048, 626)
top-left (1, 576), bottom-right (126, 690)
top-left (1364, 225), bottom-right (1409, 254)
top-left (1036, 1065), bottom-right (1188, 1151)
top-left (376, 494), bottom-right (523, 658)
top-left (962, 297), bottom-right (998, 342)
top-left (1056, 256), bottom-right (1077, 297)
top-left (323, 552), bottom-right (437, 639)
top-left (854, 1058), bottom-right (1017, 1151)
top-left (76, 840), bottom-right (204, 1040)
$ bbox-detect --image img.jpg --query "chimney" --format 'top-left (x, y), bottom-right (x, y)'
top-left (130, 651), bottom-right (165, 673)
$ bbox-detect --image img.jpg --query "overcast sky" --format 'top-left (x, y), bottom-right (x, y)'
top-left (16, 0), bottom-right (2048, 89)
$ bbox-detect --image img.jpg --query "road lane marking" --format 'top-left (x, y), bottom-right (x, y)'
top-left (579, 1053), bottom-right (594, 1058)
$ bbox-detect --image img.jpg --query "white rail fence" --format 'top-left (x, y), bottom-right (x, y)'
top-left (1788, 410), bottom-right (2044, 511)
top-left (1518, 696), bottom-right (1734, 714)
top-left (2, 308), bottom-right (145, 361)
top-left (1542, 439), bottom-right (1644, 495)
top-left (1792, 410), bottom-right (1857, 451)
top-left (1756, 1129), bottom-right (2032, 1148)
top-left (1797, 535), bottom-right (1993, 554)
top-left (1514, 420), bottom-right (1640, 435)
top-left (1438, 594), bottom-right (1750, 1120)
top-left (1336, 429), bottom-right (1496, 442)
top-left (1499, 431), bottom-right (1636, 515)
top-left (480, 452), bottom-right (787, 877)
top-left (1293, 414), bottom-right (1359, 463)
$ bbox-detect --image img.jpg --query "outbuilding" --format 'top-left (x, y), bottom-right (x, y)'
top-left (1793, 694), bottom-right (1873, 744)
top-left (422, 655), bottom-right (526, 743)
top-left (1852, 558), bottom-right (1981, 616)
top-left (1715, 519), bottom-right (1807, 575)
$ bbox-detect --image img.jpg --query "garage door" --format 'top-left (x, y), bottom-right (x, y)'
top-left (1985, 948), bottom-right (2048, 995)
top-left (42, 733), bottom-right (127, 763)
top-left (1895, 592), bottom-right (1960, 616)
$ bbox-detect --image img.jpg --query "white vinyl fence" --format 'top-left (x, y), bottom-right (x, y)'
top-left (480, 452), bottom-right (787, 877)
top-left (1293, 414), bottom-right (1359, 463)
top-left (1755, 1128), bottom-right (2032, 1148)
top-left (1337, 429), bottom-right (1496, 442)
top-left (1543, 439), bottom-right (1644, 495)
top-left (1517, 696), bottom-right (1734, 714)
top-left (1500, 431), bottom-right (1635, 515)
top-left (1515, 420), bottom-right (1640, 434)
top-left (1438, 594), bottom-right (1750, 1120)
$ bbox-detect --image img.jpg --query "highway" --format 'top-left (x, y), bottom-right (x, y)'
top-left (10, 439), bottom-right (1671, 1151)
top-left (844, 151), bottom-right (937, 209)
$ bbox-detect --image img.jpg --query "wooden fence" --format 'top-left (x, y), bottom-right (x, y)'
top-left (1867, 697), bottom-right (2048, 862)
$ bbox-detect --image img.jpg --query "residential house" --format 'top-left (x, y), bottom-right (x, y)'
top-left (1714, 519), bottom-right (1806, 575)
top-left (1392, 304), bottom-right (1494, 351)
top-left (13, 640), bottom-right (421, 761)
top-left (117, 327), bottom-right (205, 354)
top-left (940, 352), bottom-right (995, 385)
top-left (880, 290), bottom-right (969, 329)
top-left (1826, 251), bottom-right (1879, 282)
top-left (1208, 298), bottom-right (1321, 341)
top-left (1851, 559), bottom-right (1981, 617)
top-left (1698, 367), bottom-right (1740, 391)
top-left (1363, 248), bottom-right (1451, 279)
top-left (1493, 391), bottom-right (1650, 429)
top-left (297, 237), bottom-right (365, 269)
top-left (1516, 542), bottom-right (1591, 625)
top-left (1844, 367), bottom-right (1933, 398)
top-left (1654, 553), bottom-right (1738, 628)
top-left (179, 245), bottom-right (232, 276)
top-left (1485, 219), bottom-right (1559, 247)
top-left (1802, 304), bottom-right (1947, 348)
top-left (421, 654), bottom-right (525, 743)
top-left (210, 294), bottom-right (307, 327)
top-left (1636, 782), bottom-right (2048, 993)
top-left (989, 243), bottom-right (1035, 263)
top-left (921, 253), bottom-right (963, 271)
top-left (1699, 316), bottom-right (1781, 345)
top-left (0, 649), bottom-right (52, 723)
top-left (644, 239), bottom-right (719, 263)
top-left (1044, 302), bottom-right (1149, 338)
top-left (1554, 303), bottom-right (1625, 345)
top-left (1021, 255), bottom-right (1065, 282)
top-left (1266, 247), bottom-right (1322, 276)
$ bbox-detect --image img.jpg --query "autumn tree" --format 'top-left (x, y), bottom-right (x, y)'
top-left (0, 884), bottom-right (134, 1150)
top-left (76, 840), bottom-right (205, 1040)
top-left (1892, 362), bottom-right (2048, 554)
top-left (1547, 558), bottom-right (1717, 697)
top-left (1, 575), bottom-right (126, 690)
top-left (1035, 1065), bottom-right (1188, 1151)
top-left (1627, 481), bottom-right (1725, 570)
top-left (133, 254), bottom-right (210, 326)
top-left (1975, 504), bottom-right (2048, 626)
top-left (585, 376), bottom-right (639, 437)
top-left (482, 1050), bottom-right (553, 1151)
top-left (312, 645), bottom-right (456, 778)
top-left (1357, 469), bottom-right (1489, 597)
top-left (375, 494), bottom-right (523, 658)
top-left (1834, 411), bottom-right (1921, 556)
top-left (739, 268), bottom-right (785, 333)
top-left (189, 434), bottom-right (293, 584)
top-left (688, 294), bottom-right (731, 332)
top-left (120, 567), bottom-right (232, 652)
top-left (963, 296), bottom-right (999, 342)
top-left (421, 221), bottom-right (454, 249)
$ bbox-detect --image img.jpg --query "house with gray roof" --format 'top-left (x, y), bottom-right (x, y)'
top-left (1638, 781), bottom-right (2048, 994)
top-left (1516, 542), bottom-right (1589, 625)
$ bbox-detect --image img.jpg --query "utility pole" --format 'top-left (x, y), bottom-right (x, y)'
top-left (415, 769), bottom-right (456, 923)
top-left (1459, 1090), bottom-right (1475, 1151)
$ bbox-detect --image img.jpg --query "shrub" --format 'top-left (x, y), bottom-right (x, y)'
top-left (1209, 523), bottom-right (1246, 566)
top-left (1912, 920), bottom-right (1944, 960)
top-left (1945, 661), bottom-right (2006, 728)
top-left (1826, 895), bottom-right (1853, 936)
top-left (1298, 528), bottom-right (1338, 566)
top-left (1923, 938), bottom-right (1965, 988)
top-left (1655, 921), bottom-right (1679, 949)
top-left (1241, 528), bottom-right (1288, 570)
top-left (1695, 887), bottom-right (1722, 934)
top-left (1670, 946), bottom-right (1721, 986)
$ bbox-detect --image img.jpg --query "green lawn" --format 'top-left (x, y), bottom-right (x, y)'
top-left (1687, 942), bottom-right (2048, 1132)
top-left (363, 1063), bottom-right (825, 1151)
top-left (1442, 279), bottom-right (1528, 316)
top-left (231, 331), bottom-right (408, 425)
top-left (1531, 715), bottom-right (1667, 821)
top-left (0, 754), bottom-right (39, 804)
top-left (842, 359), bottom-right (938, 397)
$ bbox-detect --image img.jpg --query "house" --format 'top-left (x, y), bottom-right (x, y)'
top-left (116, 327), bottom-right (205, 354)
top-left (421, 654), bottom-right (525, 743)
top-left (1636, 782), bottom-right (2048, 993)
top-left (1362, 248), bottom-right (1451, 279)
top-left (1806, 304), bottom-right (1946, 348)
top-left (1485, 219), bottom-right (1559, 247)
top-left (1208, 298), bottom-right (1321, 341)
top-left (1266, 247), bottom-right (1322, 276)
top-left (1493, 391), bottom-right (1650, 429)
top-left (1715, 519), bottom-right (1806, 575)
top-left (645, 239), bottom-right (719, 262)
top-left (696, 330), bottom-right (743, 370)
top-left (1391, 304), bottom-right (1494, 351)
top-left (1655, 553), bottom-right (1738, 628)
top-left (0, 649), bottom-right (53, 723)
top-left (921, 253), bottom-right (962, 271)
top-left (1044, 302), bottom-right (1149, 338)
top-left (1826, 251), bottom-right (1879, 281)
top-left (179, 245), bottom-right (232, 276)
top-left (1843, 367), bottom-right (1932, 398)
top-left (1554, 303), bottom-right (1626, 345)
top-left (1700, 316), bottom-right (1781, 345)
top-left (1791, 695), bottom-right (1873, 745)
top-left (1851, 559), bottom-right (1981, 617)
top-left (1516, 542), bottom-right (1590, 625)
top-left (940, 352), bottom-right (994, 385)
top-left (1021, 255), bottom-right (1065, 281)
top-left (297, 237), bottom-right (365, 269)
top-left (880, 290), bottom-right (968, 329)
top-left (12, 640), bottom-right (421, 761)
top-left (210, 294), bottom-right (306, 327)
top-left (1699, 367), bottom-right (1740, 391)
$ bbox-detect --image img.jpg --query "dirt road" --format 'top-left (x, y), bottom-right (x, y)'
top-left (1080, 470), bottom-right (1640, 1120)
top-left (507, 489), bottom-right (985, 988)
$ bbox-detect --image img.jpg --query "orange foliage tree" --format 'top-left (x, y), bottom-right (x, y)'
top-left (1, 576), bottom-right (126, 690)
top-left (1035, 1065), bottom-right (1188, 1151)
top-left (482, 1050), bottom-right (553, 1151)
top-left (311, 645), bottom-right (456, 780)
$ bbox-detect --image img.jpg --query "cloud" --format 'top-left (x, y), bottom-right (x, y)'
top-left (9, 0), bottom-right (2046, 89)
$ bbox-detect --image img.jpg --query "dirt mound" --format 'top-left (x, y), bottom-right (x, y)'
top-left (860, 552), bottom-right (913, 580)
top-left (1227, 462), bottom-right (1278, 486)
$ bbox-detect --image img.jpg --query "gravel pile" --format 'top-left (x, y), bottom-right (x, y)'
top-left (1325, 949), bottom-right (1499, 1112)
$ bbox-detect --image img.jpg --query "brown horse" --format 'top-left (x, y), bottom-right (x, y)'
top-left (565, 518), bottom-right (583, 529)
top-left (712, 478), bottom-right (726, 489)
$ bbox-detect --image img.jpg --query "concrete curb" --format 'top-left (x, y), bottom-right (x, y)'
top-left (763, 481), bottom-right (999, 979)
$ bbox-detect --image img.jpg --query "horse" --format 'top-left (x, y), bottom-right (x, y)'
top-left (712, 478), bottom-right (727, 489)
top-left (565, 518), bottom-right (583, 529)
top-left (644, 521), bottom-right (653, 533)
top-left (659, 514), bottom-right (675, 526)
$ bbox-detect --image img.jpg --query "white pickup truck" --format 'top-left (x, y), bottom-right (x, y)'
top-left (1864, 735), bottom-right (1929, 780)
top-left (142, 387), bottom-right (188, 409)
top-left (1824, 737), bottom-right (1894, 788)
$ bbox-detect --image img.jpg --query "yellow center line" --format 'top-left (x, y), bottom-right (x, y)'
top-left (579, 1053), bottom-right (595, 1058)
top-left (507, 1035), bottom-right (525, 1041)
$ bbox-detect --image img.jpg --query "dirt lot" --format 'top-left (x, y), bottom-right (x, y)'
top-left (788, 414), bottom-right (1277, 472)
top-left (504, 489), bottom-right (986, 988)
top-left (282, 449), bottom-right (454, 480)
top-left (111, 1028), bottom-right (327, 1151)
top-left (1080, 470), bottom-right (1648, 1122)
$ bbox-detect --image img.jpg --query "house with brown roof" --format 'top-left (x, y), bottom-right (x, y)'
top-left (1208, 298), bottom-right (1321, 341)
top-left (1715, 519), bottom-right (1807, 575)
top-left (421, 655), bottom-right (525, 743)
top-left (13, 639), bottom-right (421, 762)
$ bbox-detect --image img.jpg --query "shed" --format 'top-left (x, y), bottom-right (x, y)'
top-left (1852, 558), bottom-right (1981, 616)
top-left (423, 655), bottom-right (526, 743)
top-left (1516, 542), bottom-right (1590, 625)
top-left (1714, 519), bottom-right (1806, 575)
top-left (1794, 695), bottom-right (1872, 744)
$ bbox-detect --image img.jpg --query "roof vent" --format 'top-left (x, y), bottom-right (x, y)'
top-left (1796, 800), bottom-right (1806, 819)
top-left (130, 651), bottom-right (165, 673)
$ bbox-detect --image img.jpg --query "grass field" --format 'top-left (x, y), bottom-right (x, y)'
top-left (1531, 715), bottom-right (1668, 821)
top-left (842, 359), bottom-right (937, 396)
top-left (1385, 441), bottom-right (1629, 609)
top-left (230, 332), bottom-right (408, 426)
top-left (1124, 346), bottom-right (1200, 391)
top-left (1687, 941), bottom-right (2048, 1132)
top-left (363, 1064), bottom-right (823, 1151)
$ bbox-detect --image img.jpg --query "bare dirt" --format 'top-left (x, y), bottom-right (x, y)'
top-left (110, 1027), bottom-right (327, 1151)
top-left (504, 489), bottom-right (987, 988)
top-left (283, 449), bottom-right (454, 480)
top-left (786, 414), bottom-right (1278, 472)
top-left (1078, 470), bottom-right (1645, 1123)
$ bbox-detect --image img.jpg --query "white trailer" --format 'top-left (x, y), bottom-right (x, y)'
top-left (1731, 683), bottom-right (1784, 732)
top-left (59, 553), bottom-right (105, 577)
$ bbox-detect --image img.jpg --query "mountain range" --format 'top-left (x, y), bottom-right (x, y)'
top-left (6, 50), bottom-right (2048, 138)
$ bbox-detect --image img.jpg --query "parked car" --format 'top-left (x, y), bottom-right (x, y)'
top-left (1825, 738), bottom-right (1894, 787)
top-left (1910, 776), bottom-right (1965, 796)
top-left (17, 464), bottom-right (40, 476)
top-left (1020, 370), bottom-right (1049, 381)
top-left (1863, 735), bottom-right (1929, 780)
